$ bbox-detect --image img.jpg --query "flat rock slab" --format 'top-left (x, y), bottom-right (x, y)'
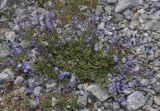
top-left (86, 84), bottom-right (109, 102)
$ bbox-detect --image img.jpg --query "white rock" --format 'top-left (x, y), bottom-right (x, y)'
top-left (52, 97), bottom-right (58, 107)
top-left (86, 84), bottom-right (109, 102)
top-left (127, 91), bottom-right (147, 110)
top-left (137, 9), bottom-right (145, 14)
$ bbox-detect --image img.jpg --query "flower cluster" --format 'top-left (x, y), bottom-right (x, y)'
top-left (53, 67), bottom-right (76, 88)
top-left (109, 74), bottom-right (128, 93)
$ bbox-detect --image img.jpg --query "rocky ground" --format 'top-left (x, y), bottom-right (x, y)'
top-left (0, 0), bottom-right (160, 111)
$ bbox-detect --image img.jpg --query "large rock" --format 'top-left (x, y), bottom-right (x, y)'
top-left (127, 91), bottom-right (147, 110)
top-left (115, 0), bottom-right (143, 12)
top-left (86, 84), bottom-right (109, 102)
top-left (0, 69), bottom-right (14, 82)
top-left (154, 96), bottom-right (160, 106)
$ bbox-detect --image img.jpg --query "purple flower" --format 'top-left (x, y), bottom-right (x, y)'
top-left (28, 70), bottom-right (34, 76)
top-left (58, 71), bottom-right (69, 79)
top-left (90, 14), bottom-right (100, 21)
top-left (54, 66), bottom-right (59, 72)
top-left (118, 74), bottom-right (125, 81)
top-left (22, 63), bottom-right (30, 72)
top-left (26, 86), bottom-right (33, 93)
top-left (59, 73), bottom-right (65, 79)
top-left (98, 29), bottom-right (106, 37)
top-left (113, 54), bottom-right (119, 62)
top-left (10, 60), bottom-right (16, 65)
top-left (25, 20), bottom-right (31, 28)
top-left (45, 17), bottom-right (53, 30)
top-left (48, 11), bottom-right (53, 17)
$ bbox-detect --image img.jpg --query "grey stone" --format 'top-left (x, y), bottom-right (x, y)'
top-left (141, 20), bottom-right (160, 31)
top-left (150, 77), bottom-right (157, 84)
top-left (46, 82), bottom-right (56, 89)
top-left (0, 0), bottom-right (7, 9)
top-left (78, 84), bottom-right (83, 90)
top-left (0, 69), bottom-right (14, 82)
top-left (112, 13), bottom-right (124, 22)
top-left (115, 0), bottom-right (132, 12)
top-left (52, 97), bottom-right (58, 107)
top-left (96, 5), bottom-right (104, 15)
top-left (80, 90), bottom-right (85, 96)
top-left (115, 0), bottom-right (143, 12)
top-left (77, 93), bottom-right (88, 107)
top-left (33, 86), bottom-right (42, 96)
top-left (29, 99), bottom-right (39, 108)
top-left (122, 89), bottom-right (134, 95)
top-left (14, 76), bottom-right (24, 85)
top-left (104, 5), bottom-right (112, 15)
top-left (141, 88), bottom-right (155, 95)
top-left (0, 15), bottom-right (7, 22)
top-left (113, 102), bottom-right (120, 110)
top-left (0, 43), bottom-right (10, 58)
top-left (144, 105), bottom-right (158, 111)
top-left (107, 0), bottom-right (117, 4)
top-left (80, 108), bottom-right (89, 111)
top-left (137, 9), bottom-right (145, 14)
top-left (127, 91), bottom-right (147, 110)
top-left (79, 6), bottom-right (88, 11)
top-left (154, 82), bottom-right (160, 93)
top-left (123, 9), bottom-right (133, 19)
top-left (140, 79), bottom-right (150, 86)
top-left (87, 84), bottom-right (109, 102)
top-left (154, 96), bottom-right (160, 106)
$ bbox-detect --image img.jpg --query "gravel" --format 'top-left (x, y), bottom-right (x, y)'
top-left (0, 0), bottom-right (160, 110)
